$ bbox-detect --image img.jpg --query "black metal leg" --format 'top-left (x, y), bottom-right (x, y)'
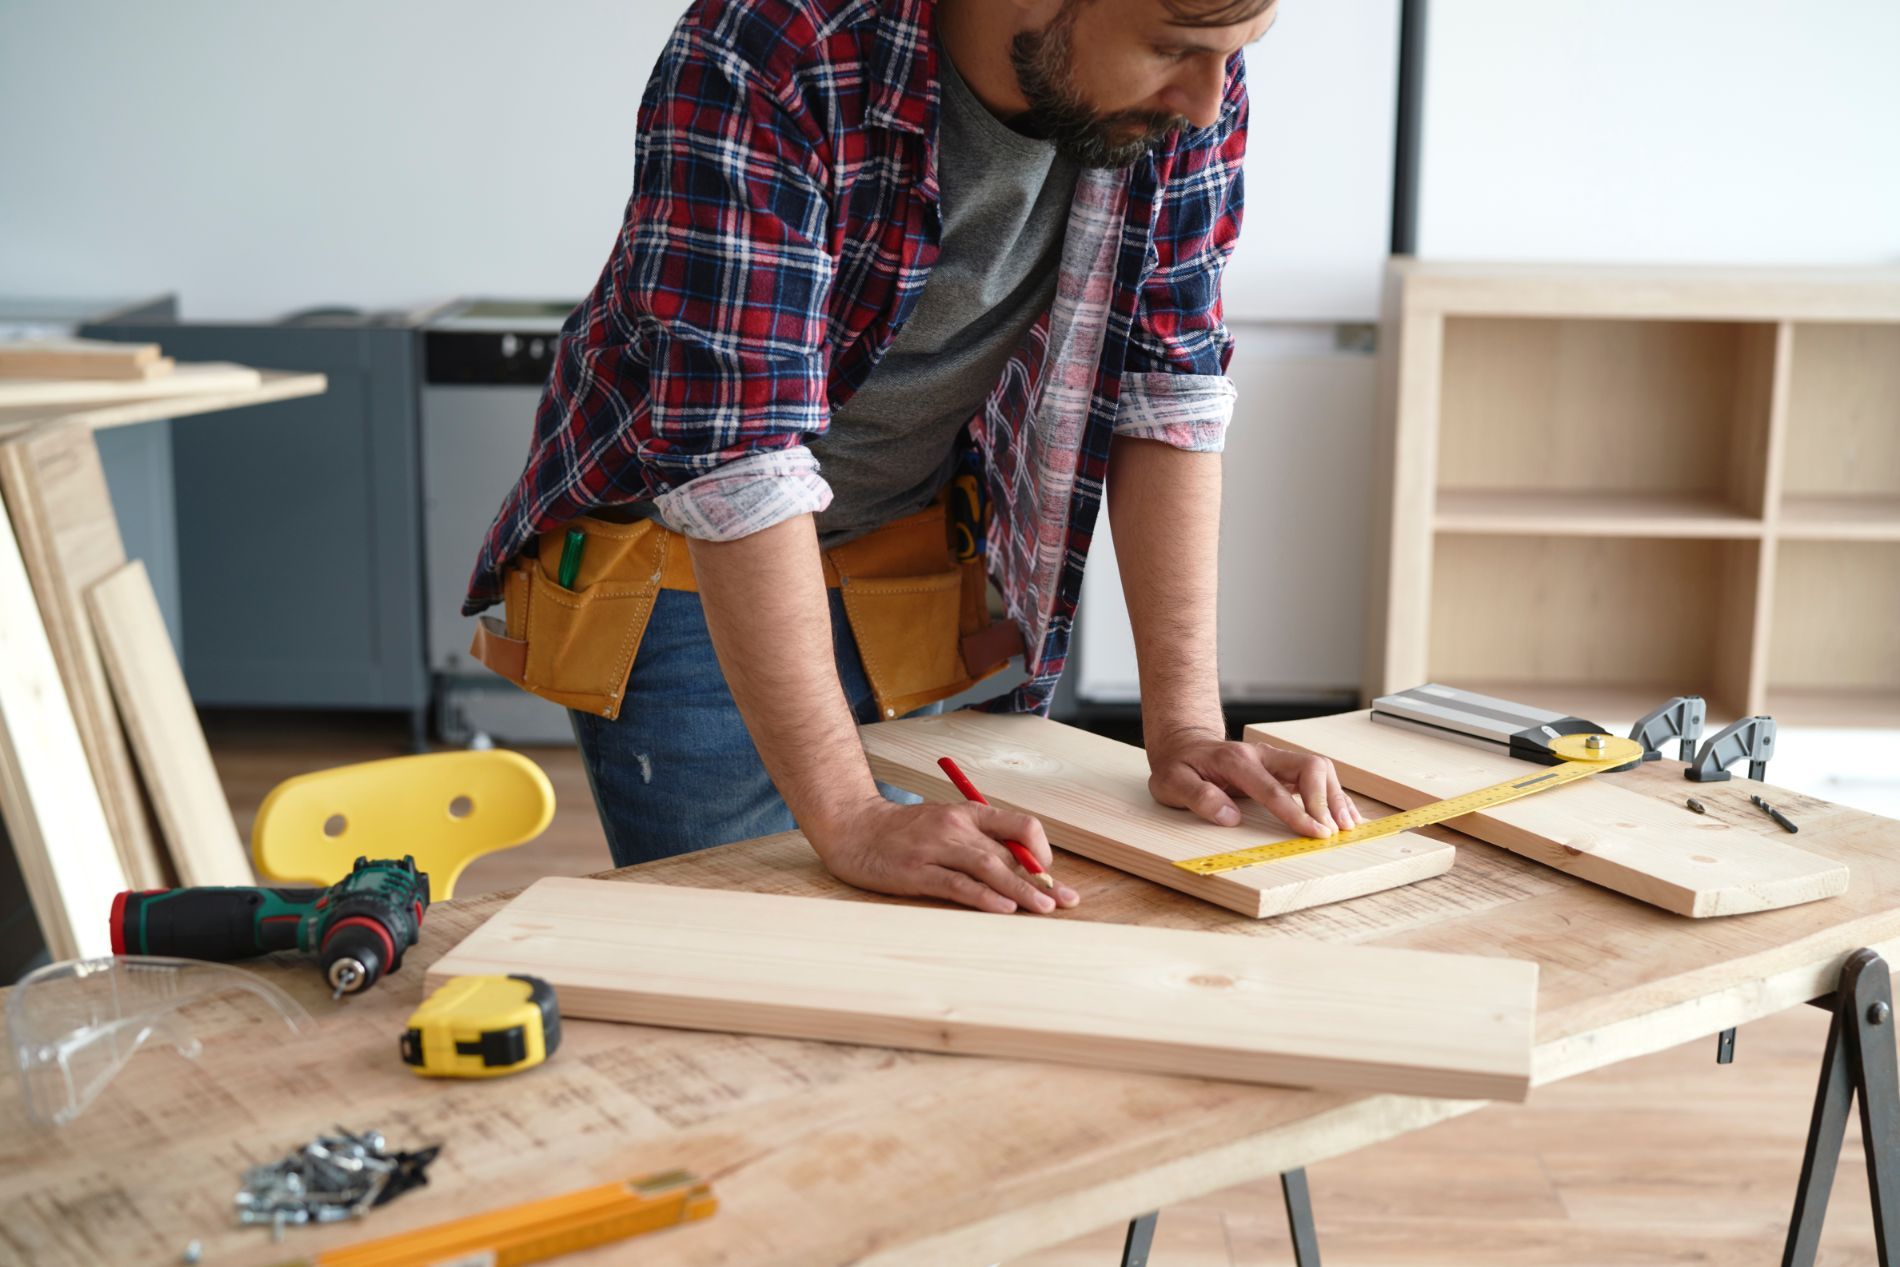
top-left (1783, 949), bottom-right (1900, 1267)
top-left (1282, 1168), bottom-right (1321, 1266)
top-left (1717, 1027), bottom-right (1737, 1063)
top-left (1119, 1212), bottom-right (1157, 1267)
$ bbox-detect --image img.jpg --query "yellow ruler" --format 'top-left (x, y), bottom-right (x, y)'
top-left (305, 1169), bottom-right (715, 1267)
top-left (1175, 732), bottom-right (1645, 877)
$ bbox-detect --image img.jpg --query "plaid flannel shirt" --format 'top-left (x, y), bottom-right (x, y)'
top-left (466, 0), bottom-right (1246, 715)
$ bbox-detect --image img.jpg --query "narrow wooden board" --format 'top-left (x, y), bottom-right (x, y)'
top-left (0, 422), bottom-right (166, 888)
top-left (0, 362), bottom-right (258, 408)
top-left (0, 339), bottom-right (169, 382)
top-left (429, 877), bottom-right (1539, 1100)
top-left (1250, 710), bottom-right (1850, 917)
top-left (0, 487), bottom-right (124, 960)
top-left (87, 561), bottom-right (252, 887)
top-left (859, 713), bottom-right (1454, 918)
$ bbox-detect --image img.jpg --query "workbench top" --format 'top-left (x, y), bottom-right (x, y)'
top-left (3, 758), bottom-right (1896, 1266)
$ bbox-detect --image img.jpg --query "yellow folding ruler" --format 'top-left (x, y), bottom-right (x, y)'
top-left (1175, 732), bottom-right (1645, 876)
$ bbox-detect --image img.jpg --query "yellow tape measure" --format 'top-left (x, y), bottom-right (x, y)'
top-left (1175, 732), bottom-right (1645, 876)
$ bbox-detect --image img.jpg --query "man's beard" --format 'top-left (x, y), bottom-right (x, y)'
top-left (1008, 10), bottom-right (1190, 168)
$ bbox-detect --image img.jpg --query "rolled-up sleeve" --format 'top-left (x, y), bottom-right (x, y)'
top-left (584, 23), bottom-right (837, 540)
top-left (1115, 54), bottom-right (1248, 454)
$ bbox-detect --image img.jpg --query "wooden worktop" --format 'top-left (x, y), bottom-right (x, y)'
top-left (2, 754), bottom-right (1896, 1266)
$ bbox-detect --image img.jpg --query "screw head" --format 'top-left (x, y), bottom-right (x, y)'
top-left (1870, 1002), bottom-right (1891, 1026)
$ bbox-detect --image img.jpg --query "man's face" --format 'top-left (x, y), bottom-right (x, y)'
top-left (1010, 0), bottom-right (1277, 168)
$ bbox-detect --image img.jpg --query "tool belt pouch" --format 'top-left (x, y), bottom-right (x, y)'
top-left (469, 517), bottom-right (669, 720)
top-left (471, 503), bottom-right (1023, 723)
top-left (829, 502), bottom-right (1017, 721)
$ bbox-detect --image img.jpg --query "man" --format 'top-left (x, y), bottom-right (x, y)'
top-left (465, 0), bottom-right (1365, 916)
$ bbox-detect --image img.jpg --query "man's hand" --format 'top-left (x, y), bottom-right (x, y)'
top-left (1146, 727), bottom-right (1365, 837)
top-left (808, 797), bottom-right (1082, 915)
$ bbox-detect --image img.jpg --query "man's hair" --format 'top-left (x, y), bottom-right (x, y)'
top-left (1159, 0), bottom-right (1275, 27)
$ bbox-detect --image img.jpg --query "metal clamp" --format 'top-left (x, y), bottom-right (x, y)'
top-left (1630, 695), bottom-right (1707, 764)
top-left (1685, 715), bottom-right (1777, 783)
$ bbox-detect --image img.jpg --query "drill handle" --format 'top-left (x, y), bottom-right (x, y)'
top-left (111, 887), bottom-right (316, 961)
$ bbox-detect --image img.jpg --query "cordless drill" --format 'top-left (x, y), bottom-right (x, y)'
top-left (110, 856), bottom-right (430, 998)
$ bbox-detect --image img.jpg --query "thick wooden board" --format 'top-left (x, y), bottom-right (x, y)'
top-left (0, 369), bottom-right (328, 438)
top-left (860, 713), bottom-right (1453, 917)
top-left (1250, 710), bottom-right (1849, 918)
top-left (0, 361), bottom-right (258, 408)
top-left (0, 338), bottom-right (168, 381)
top-left (0, 487), bottom-right (124, 960)
top-left (0, 422), bottom-right (166, 888)
top-left (87, 561), bottom-right (252, 887)
top-left (430, 877), bottom-right (1538, 1100)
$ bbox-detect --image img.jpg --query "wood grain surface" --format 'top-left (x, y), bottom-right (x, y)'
top-left (429, 877), bottom-right (1538, 1100)
top-left (1251, 711), bottom-right (1849, 918)
top-left (6, 744), bottom-right (1900, 1266)
top-left (861, 713), bottom-right (1453, 917)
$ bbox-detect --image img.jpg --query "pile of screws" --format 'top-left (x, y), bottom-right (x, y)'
top-left (235, 1127), bottom-right (440, 1241)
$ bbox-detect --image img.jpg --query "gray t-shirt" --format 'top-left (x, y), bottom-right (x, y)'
top-left (808, 51), bottom-right (1079, 547)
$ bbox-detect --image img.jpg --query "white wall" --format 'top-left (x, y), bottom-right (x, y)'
top-left (1417, 0), bottom-right (1900, 264)
top-left (0, 0), bottom-right (1398, 321)
top-left (0, 0), bottom-right (661, 317)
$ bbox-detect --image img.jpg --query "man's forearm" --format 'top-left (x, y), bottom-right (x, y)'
top-left (1105, 436), bottom-right (1226, 745)
top-left (687, 514), bottom-right (880, 836)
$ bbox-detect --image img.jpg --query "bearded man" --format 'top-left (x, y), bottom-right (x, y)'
top-left (464, 0), bottom-right (1364, 914)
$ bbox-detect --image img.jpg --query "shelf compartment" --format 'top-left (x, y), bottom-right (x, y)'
top-left (1434, 489), bottom-right (1766, 538)
top-left (1779, 323), bottom-right (1900, 504)
top-left (1426, 534), bottom-right (1761, 722)
top-left (1437, 317), bottom-right (1777, 516)
top-left (1767, 541), bottom-right (1900, 727)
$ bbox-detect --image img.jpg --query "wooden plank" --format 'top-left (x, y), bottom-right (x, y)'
top-left (0, 485), bottom-right (124, 960)
top-left (859, 713), bottom-right (1454, 918)
top-left (0, 361), bottom-right (259, 409)
top-left (86, 560), bottom-right (252, 887)
top-left (0, 339), bottom-right (169, 381)
top-left (0, 369), bottom-right (329, 437)
top-left (0, 422), bottom-right (167, 888)
top-left (429, 877), bottom-right (1539, 1100)
top-left (1249, 710), bottom-right (1849, 918)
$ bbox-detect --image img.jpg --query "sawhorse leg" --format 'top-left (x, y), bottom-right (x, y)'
top-left (1119, 1169), bottom-right (1320, 1266)
top-left (1783, 948), bottom-right (1900, 1266)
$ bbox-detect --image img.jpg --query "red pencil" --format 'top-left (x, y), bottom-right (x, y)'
top-left (936, 756), bottom-right (1057, 891)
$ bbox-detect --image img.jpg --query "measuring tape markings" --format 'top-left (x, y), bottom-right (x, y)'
top-left (1175, 734), bottom-right (1645, 877)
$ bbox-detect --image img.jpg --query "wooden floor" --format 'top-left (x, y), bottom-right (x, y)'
top-left (206, 712), bottom-right (1881, 1267)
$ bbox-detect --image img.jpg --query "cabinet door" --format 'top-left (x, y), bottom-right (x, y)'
top-left (83, 323), bottom-right (427, 710)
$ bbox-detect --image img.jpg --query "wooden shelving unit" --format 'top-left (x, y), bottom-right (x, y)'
top-left (1367, 262), bottom-right (1900, 728)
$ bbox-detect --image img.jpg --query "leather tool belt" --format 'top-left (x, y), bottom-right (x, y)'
top-left (470, 500), bottom-right (1023, 722)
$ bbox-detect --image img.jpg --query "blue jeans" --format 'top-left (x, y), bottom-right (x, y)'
top-left (570, 588), bottom-right (932, 867)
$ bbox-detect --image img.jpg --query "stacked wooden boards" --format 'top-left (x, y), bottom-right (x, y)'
top-left (0, 422), bottom-right (166, 888)
top-left (429, 877), bottom-right (1540, 1100)
top-left (0, 476), bottom-right (125, 959)
top-left (0, 415), bottom-right (269, 955)
top-left (859, 713), bottom-right (1452, 917)
top-left (1250, 710), bottom-right (1849, 917)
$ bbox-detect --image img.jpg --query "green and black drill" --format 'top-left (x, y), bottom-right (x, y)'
top-left (110, 856), bottom-right (430, 998)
